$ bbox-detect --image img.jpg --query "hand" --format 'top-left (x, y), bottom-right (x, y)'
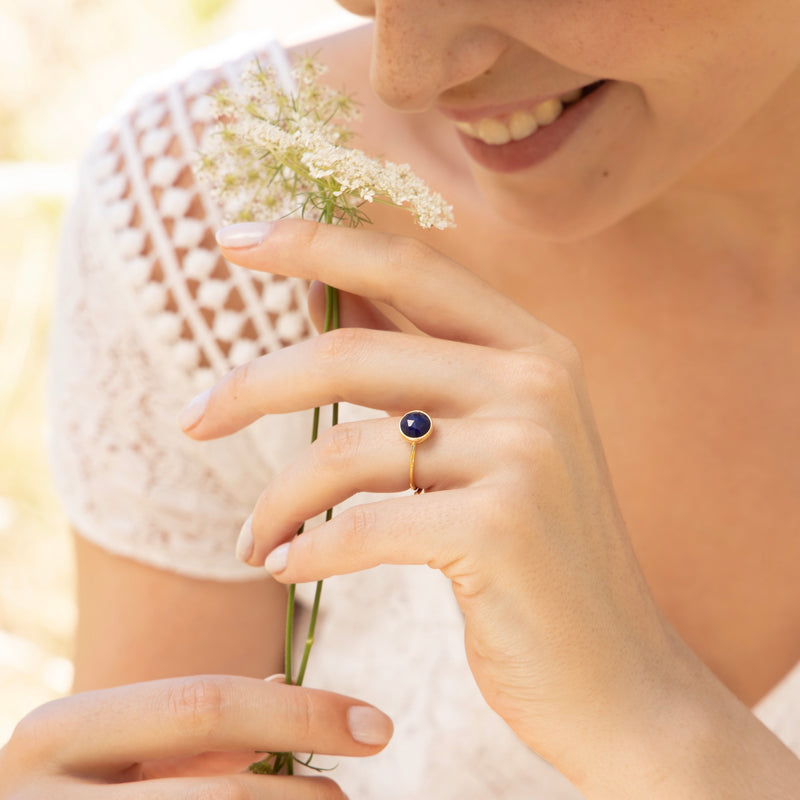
top-left (182, 220), bottom-right (704, 788)
top-left (0, 674), bottom-right (392, 798)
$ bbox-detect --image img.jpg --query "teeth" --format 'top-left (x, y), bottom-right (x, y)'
top-left (454, 120), bottom-right (478, 136)
top-left (533, 98), bottom-right (563, 126)
top-left (508, 110), bottom-right (537, 141)
top-left (476, 118), bottom-right (512, 145)
top-left (454, 84), bottom-right (592, 145)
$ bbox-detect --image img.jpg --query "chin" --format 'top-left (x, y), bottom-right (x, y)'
top-left (479, 179), bottom-right (634, 243)
top-left (472, 150), bottom-right (676, 243)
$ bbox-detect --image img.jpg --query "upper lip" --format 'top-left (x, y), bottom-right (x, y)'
top-left (436, 82), bottom-right (600, 123)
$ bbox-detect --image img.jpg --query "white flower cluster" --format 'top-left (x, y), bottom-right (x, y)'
top-left (196, 57), bottom-right (454, 230)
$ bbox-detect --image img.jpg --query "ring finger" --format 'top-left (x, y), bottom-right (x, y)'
top-left (243, 416), bottom-right (510, 565)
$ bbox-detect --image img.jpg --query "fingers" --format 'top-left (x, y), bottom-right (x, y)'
top-left (140, 750), bottom-right (264, 779)
top-left (243, 417), bottom-right (505, 565)
top-left (216, 219), bottom-right (548, 349)
top-left (17, 676), bottom-right (391, 773)
top-left (181, 329), bottom-right (504, 439)
top-left (60, 774), bottom-right (347, 800)
top-left (261, 490), bottom-right (478, 585)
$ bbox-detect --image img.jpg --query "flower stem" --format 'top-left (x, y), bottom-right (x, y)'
top-left (251, 205), bottom-right (341, 776)
top-left (249, 286), bottom-right (339, 776)
top-left (293, 284), bottom-right (340, 688)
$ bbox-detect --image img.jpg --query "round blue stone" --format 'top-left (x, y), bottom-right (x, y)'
top-left (400, 411), bottom-right (432, 440)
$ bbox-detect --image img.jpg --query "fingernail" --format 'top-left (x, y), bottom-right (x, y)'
top-left (216, 221), bottom-right (275, 249)
top-left (347, 706), bottom-right (393, 746)
top-left (264, 673), bottom-right (287, 683)
top-left (264, 542), bottom-right (290, 574)
top-left (235, 515), bottom-right (254, 563)
top-left (179, 387), bottom-right (210, 431)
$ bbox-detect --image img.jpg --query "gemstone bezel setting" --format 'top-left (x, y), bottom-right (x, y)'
top-left (399, 410), bottom-right (433, 444)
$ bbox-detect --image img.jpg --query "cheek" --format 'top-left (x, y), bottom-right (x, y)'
top-left (527, 0), bottom-right (800, 91)
top-left (473, 1), bottom-right (800, 238)
top-left (528, 0), bottom-right (800, 151)
top-left (515, 2), bottom-right (698, 80)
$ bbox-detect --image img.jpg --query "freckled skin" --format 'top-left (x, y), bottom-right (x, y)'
top-left (334, 0), bottom-right (800, 239)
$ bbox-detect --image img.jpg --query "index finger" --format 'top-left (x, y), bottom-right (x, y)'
top-left (216, 219), bottom-right (551, 350)
top-left (18, 675), bottom-right (392, 772)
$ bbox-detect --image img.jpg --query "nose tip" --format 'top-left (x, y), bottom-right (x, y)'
top-left (368, 10), bottom-right (509, 114)
top-left (369, 40), bottom-right (439, 113)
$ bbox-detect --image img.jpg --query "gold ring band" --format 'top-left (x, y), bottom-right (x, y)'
top-left (409, 442), bottom-right (422, 494)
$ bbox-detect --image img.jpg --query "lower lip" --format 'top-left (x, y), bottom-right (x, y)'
top-left (457, 81), bottom-right (611, 174)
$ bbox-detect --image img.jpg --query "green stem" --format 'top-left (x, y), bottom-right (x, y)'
top-left (293, 284), bottom-right (339, 688)
top-left (284, 584), bottom-right (295, 682)
top-left (295, 577), bottom-right (323, 686)
top-left (284, 402), bottom-right (322, 686)
top-left (251, 209), bottom-right (341, 776)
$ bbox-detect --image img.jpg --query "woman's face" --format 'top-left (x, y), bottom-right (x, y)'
top-left (335, 0), bottom-right (800, 239)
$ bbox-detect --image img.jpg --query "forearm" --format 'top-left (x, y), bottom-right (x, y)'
top-left (72, 533), bottom-right (286, 690)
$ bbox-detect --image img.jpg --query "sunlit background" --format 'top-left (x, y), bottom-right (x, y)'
top-left (0, 0), bottom-right (356, 742)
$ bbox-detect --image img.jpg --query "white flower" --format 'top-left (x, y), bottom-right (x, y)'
top-left (195, 57), bottom-right (455, 230)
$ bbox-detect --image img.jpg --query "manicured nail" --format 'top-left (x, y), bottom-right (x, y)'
top-left (235, 515), bottom-right (254, 563)
top-left (264, 542), bottom-right (290, 574)
top-left (264, 673), bottom-right (286, 683)
top-left (179, 387), bottom-right (210, 431)
top-left (215, 221), bottom-right (275, 249)
top-left (347, 706), bottom-right (393, 746)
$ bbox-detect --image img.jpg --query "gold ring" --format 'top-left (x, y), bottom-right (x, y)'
top-left (399, 410), bottom-right (433, 494)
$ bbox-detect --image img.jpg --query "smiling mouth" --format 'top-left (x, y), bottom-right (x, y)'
top-left (453, 80), bottom-right (606, 145)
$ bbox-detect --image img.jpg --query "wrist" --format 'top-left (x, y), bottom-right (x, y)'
top-left (567, 637), bottom-right (800, 799)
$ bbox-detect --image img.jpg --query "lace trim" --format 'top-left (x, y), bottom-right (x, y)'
top-left (48, 33), bottom-right (312, 580)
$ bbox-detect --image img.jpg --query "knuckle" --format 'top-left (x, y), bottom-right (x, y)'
top-left (384, 235), bottom-right (432, 271)
top-left (317, 422), bottom-right (362, 464)
top-left (339, 504), bottom-right (374, 550)
top-left (313, 327), bottom-right (369, 369)
top-left (552, 335), bottom-right (584, 376)
top-left (511, 351), bottom-right (576, 406)
top-left (532, 355), bottom-right (574, 399)
top-left (165, 676), bottom-right (227, 738)
top-left (290, 688), bottom-right (315, 741)
top-left (225, 360), bottom-right (253, 402)
top-left (6, 700), bottom-right (60, 763)
top-left (500, 421), bottom-right (562, 489)
top-left (7, 712), bottom-right (39, 752)
top-left (504, 418), bottom-right (556, 462)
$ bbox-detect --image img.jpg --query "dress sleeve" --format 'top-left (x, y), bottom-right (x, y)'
top-left (47, 35), bottom-right (315, 581)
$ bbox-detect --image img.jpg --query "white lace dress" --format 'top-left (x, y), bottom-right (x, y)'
top-left (48, 31), bottom-right (800, 799)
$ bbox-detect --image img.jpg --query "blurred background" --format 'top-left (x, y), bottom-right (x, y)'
top-left (0, 0), bottom-right (355, 742)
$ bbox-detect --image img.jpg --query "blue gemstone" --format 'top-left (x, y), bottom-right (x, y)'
top-left (400, 411), bottom-right (432, 440)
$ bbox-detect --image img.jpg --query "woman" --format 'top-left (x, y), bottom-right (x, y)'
top-left (3, 0), bottom-right (800, 797)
